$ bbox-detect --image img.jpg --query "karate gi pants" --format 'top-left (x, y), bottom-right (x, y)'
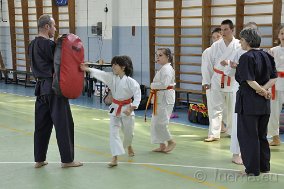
top-left (207, 89), bottom-right (233, 138)
top-left (230, 90), bottom-right (240, 154)
top-left (237, 114), bottom-right (270, 176)
top-left (268, 90), bottom-right (284, 137)
top-left (151, 103), bottom-right (174, 144)
top-left (109, 115), bottom-right (135, 156)
top-left (34, 95), bottom-right (74, 163)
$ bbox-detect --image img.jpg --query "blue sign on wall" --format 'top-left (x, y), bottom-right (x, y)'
top-left (55, 0), bottom-right (68, 6)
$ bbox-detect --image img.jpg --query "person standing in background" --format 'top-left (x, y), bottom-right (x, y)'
top-left (204, 19), bottom-right (241, 142)
top-left (201, 27), bottom-right (228, 134)
top-left (224, 22), bottom-right (259, 165)
top-left (235, 28), bottom-right (277, 176)
top-left (267, 25), bottom-right (284, 146)
top-left (149, 48), bottom-right (176, 153)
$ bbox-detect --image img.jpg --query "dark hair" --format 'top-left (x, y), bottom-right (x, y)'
top-left (212, 27), bottom-right (221, 34)
top-left (111, 55), bottom-right (133, 77)
top-left (221, 19), bottom-right (234, 29)
top-left (38, 14), bottom-right (52, 29)
top-left (156, 48), bottom-right (173, 64)
top-left (239, 28), bottom-right (261, 48)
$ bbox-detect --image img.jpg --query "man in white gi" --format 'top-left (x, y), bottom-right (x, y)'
top-left (204, 19), bottom-right (241, 142)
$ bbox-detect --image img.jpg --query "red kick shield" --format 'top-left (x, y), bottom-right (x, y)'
top-left (53, 34), bottom-right (84, 99)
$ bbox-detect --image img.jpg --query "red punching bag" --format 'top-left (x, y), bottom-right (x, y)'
top-left (53, 34), bottom-right (84, 99)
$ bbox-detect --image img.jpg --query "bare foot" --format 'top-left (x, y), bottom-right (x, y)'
top-left (128, 146), bottom-right (135, 157)
top-left (164, 141), bottom-right (176, 153)
top-left (61, 161), bottom-right (83, 168)
top-left (221, 122), bottom-right (227, 133)
top-left (232, 154), bottom-right (243, 165)
top-left (152, 147), bottom-right (166, 152)
top-left (34, 161), bottom-right (48, 168)
top-left (204, 137), bottom-right (219, 142)
top-left (108, 157), bottom-right (118, 168)
top-left (152, 143), bottom-right (166, 152)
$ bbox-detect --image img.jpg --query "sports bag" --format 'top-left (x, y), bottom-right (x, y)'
top-left (103, 87), bottom-right (113, 106)
top-left (188, 103), bottom-right (209, 125)
top-left (53, 33), bottom-right (84, 99)
top-left (137, 85), bottom-right (148, 110)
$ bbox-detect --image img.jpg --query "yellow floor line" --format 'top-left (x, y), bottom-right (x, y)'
top-left (142, 164), bottom-right (227, 189)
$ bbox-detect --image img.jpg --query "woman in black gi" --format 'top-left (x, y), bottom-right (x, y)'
top-left (235, 28), bottom-right (277, 176)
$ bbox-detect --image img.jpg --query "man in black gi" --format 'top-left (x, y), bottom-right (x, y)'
top-left (235, 28), bottom-right (277, 176)
top-left (29, 14), bottom-right (82, 168)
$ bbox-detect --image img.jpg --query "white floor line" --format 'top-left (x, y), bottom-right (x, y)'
top-left (0, 161), bottom-right (283, 176)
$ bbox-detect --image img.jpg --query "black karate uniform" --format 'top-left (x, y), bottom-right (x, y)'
top-left (235, 49), bottom-right (277, 176)
top-left (29, 36), bottom-right (75, 163)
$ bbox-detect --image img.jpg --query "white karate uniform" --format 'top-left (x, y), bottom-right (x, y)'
top-left (201, 47), bottom-right (214, 121)
top-left (150, 63), bottom-right (175, 144)
top-left (89, 68), bottom-right (141, 156)
top-left (207, 37), bottom-right (241, 138)
top-left (224, 48), bottom-right (246, 154)
top-left (268, 46), bottom-right (284, 137)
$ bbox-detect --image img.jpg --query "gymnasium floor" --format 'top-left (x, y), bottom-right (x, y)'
top-left (0, 80), bottom-right (283, 189)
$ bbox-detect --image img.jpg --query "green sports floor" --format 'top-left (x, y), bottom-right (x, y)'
top-left (0, 82), bottom-right (284, 189)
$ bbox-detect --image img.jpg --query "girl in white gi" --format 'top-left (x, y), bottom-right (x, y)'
top-left (150, 48), bottom-right (176, 153)
top-left (267, 25), bottom-right (284, 146)
top-left (80, 56), bottom-right (141, 167)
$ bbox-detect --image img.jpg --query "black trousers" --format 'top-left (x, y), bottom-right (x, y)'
top-left (237, 114), bottom-right (270, 176)
top-left (34, 94), bottom-right (74, 163)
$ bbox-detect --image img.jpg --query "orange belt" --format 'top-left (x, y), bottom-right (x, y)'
top-left (272, 72), bottom-right (284, 100)
top-left (144, 86), bottom-right (174, 121)
top-left (213, 68), bottom-right (231, 88)
top-left (112, 98), bottom-right (132, 116)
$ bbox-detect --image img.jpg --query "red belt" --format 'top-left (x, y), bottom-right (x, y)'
top-left (144, 86), bottom-right (174, 121)
top-left (213, 68), bottom-right (231, 88)
top-left (272, 72), bottom-right (284, 100)
top-left (112, 98), bottom-right (132, 116)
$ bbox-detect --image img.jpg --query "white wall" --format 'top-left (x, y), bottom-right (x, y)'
top-left (112, 0), bottom-right (148, 27)
top-left (1, 0), bottom-right (284, 83)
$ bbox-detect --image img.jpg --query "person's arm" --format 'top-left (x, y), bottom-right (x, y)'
top-left (130, 79), bottom-right (141, 109)
top-left (80, 63), bottom-right (113, 86)
top-left (123, 78), bottom-right (141, 116)
top-left (201, 48), bottom-right (213, 89)
top-left (247, 80), bottom-right (271, 99)
top-left (247, 80), bottom-right (265, 92)
top-left (151, 66), bottom-right (174, 89)
top-left (262, 78), bottom-right (277, 90)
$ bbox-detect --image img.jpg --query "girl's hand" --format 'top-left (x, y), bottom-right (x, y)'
top-left (123, 106), bottom-right (136, 116)
top-left (220, 60), bottom-right (229, 66)
top-left (230, 61), bottom-right (238, 69)
top-left (80, 63), bottom-right (89, 72)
